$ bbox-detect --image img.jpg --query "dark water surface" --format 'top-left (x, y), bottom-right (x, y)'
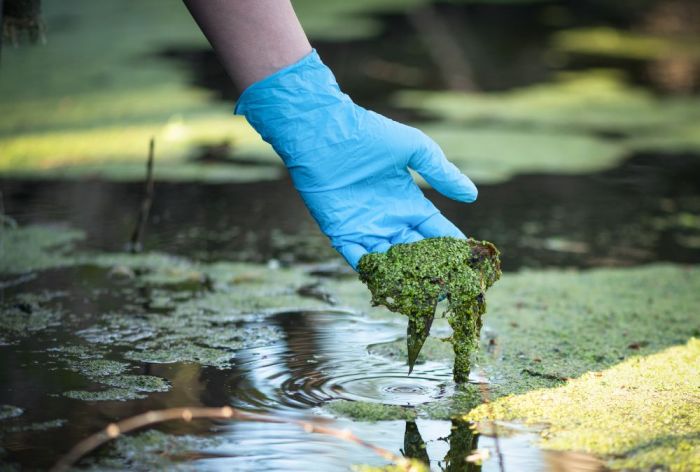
top-left (4, 151), bottom-right (700, 271)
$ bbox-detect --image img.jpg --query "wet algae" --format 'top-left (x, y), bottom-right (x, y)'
top-left (358, 237), bottom-right (501, 383)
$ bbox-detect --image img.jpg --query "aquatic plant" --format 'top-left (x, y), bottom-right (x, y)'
top-left (358, 237), bottom-right (501, 382)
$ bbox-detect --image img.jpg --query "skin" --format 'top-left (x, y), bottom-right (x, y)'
top-left (183, 0), bottom-right (312, 90)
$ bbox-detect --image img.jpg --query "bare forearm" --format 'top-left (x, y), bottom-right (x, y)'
top-left (183, 0), bottom-right (312, 90)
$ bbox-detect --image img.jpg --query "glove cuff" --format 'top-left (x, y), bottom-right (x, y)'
top-left (233, 49), bottom-right (357, 165)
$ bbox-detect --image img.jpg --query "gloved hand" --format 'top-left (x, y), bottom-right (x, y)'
top-left (235, 49), bottom-right (478, 269)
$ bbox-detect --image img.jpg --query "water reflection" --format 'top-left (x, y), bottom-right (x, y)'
top-left (222, 311), bottom-right (453, 410)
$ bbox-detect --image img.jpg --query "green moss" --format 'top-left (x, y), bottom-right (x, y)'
top-left (0, 405), bottom-right (23, 420)
top-left (97, 375), bottom-right (170, 393)
top-left (358, 237), bottom-right (501, 382)
top-left (467, 339), bottom-right (700, 471)
top-left (63, 388), bottom-right (146, 402)
top-left (325, 400), bottom-right (417, 422)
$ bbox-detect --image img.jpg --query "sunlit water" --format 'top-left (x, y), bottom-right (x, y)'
top-left (177, 310), bottom-right (546, 471)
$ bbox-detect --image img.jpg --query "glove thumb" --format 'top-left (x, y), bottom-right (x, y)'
top-left (408, 133), bottom-right (478, 203)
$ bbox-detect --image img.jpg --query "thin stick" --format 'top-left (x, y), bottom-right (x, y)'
top-left (50, 406), bottom-right (412, 472)
top-left (128, 137), bottom-right (155, 253)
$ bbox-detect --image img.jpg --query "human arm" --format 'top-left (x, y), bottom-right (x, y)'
top-left (184, 0), bottom-right (478, 269)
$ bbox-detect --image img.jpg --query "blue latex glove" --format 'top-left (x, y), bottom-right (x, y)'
top-left (235, 50), bottom-right (477, 269)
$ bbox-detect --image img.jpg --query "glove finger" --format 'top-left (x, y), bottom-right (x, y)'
top-left (390, 229), bottom-right (423, 245)
top-left (409, 134), bottom-right (478, 203)
top-left (416, 213), bottom-right (467, 239)
top-left (336, 242), bottom-right (368, 271)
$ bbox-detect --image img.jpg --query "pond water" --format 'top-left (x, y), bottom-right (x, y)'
top-left (2, 145), bottom-right (699, 470)
top-left (2, 0), bottom-right (700, 470)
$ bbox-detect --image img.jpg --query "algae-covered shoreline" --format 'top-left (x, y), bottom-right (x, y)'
top-left (1, 222), bottom-right (700, 470)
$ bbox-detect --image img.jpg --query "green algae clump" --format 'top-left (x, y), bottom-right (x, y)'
top-left (358, 237), bottom-right (501, 383)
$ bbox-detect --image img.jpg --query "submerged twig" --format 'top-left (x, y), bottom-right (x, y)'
top-left (128, 137), bottom-right (155, 253)
top-left (50, 406), bottom-right (414, 472)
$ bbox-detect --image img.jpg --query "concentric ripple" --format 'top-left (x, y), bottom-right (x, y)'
top-left (225, 310), bottom-right (455, 411)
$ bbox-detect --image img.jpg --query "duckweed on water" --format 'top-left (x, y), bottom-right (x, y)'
top-left (0, 225), bottom-right (84, 274)
top-left (467, 338), bottom-right (700, 471)
top-left (3, 419), bottom-right (67, 433)
top-left (358, 237), bottom-right (501, 383)
top-left (97, 375), bottom-right (171, 393)
top-left (0, 301), bottom-right (63, 341)
top-left (83, 429), bottom-right (223, 471)
top-left (125, 342), bottom-right (236, 369)
top-left (63, 388), bottom-right (146, 402)
top-left (325, 400), bottom-right (417, 422)
top-left (66, 359), bottom-right (130, 377)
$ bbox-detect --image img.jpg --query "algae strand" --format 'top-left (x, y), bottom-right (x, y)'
top-left (358, 237), bottom-right (501, 382)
